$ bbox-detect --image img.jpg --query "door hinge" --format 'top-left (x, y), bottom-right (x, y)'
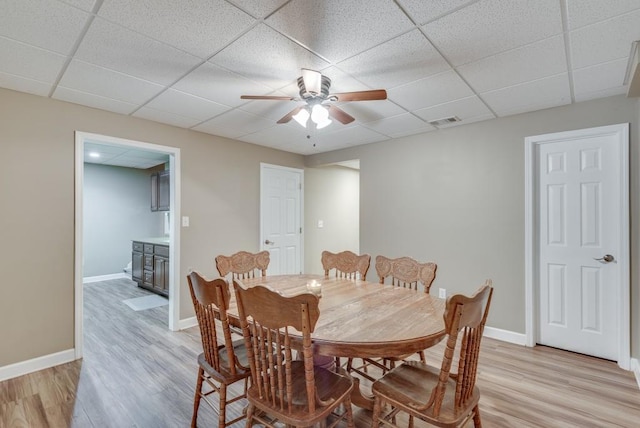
top-left (299, 183), bottom-right (302, 189)
top-left (300, 227), bottom-right (302, 234)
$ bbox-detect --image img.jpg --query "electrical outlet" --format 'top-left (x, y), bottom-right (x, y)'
top-left (438, 288), bottom-right (446, 299)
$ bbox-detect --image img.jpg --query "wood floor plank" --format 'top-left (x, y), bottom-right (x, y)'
top-left (0, 278), bottom-right (638, 427)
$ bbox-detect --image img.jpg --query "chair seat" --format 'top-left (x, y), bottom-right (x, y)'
top-left (247, 361), bottom-right (354, 425)
top-left (372, 361), bottom-right (480, 426)
top-left (197, 342), bottom-right (250, 383)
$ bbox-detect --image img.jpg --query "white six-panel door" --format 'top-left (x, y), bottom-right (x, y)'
top-left (532, 125), bottom-right (628, 362)
top-left (260, 164), bottom-right (303, 275)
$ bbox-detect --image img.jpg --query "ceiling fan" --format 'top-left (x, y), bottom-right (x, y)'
top-left (241, 68), bottom-right (387, 129)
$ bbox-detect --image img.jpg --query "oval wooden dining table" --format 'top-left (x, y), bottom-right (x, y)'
top-left (227, 274), bottom-right (447, 409)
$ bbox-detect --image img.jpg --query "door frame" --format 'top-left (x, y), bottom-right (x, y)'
top-left (74, 131), bottom-right (181, 359)
top-left (260, 163), bottom-right (304, 274)
top-left (524, 123), bottom-right (629, 370)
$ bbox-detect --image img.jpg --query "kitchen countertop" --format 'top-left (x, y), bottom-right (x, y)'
top-left (134, 237), bottom-right (170, 246)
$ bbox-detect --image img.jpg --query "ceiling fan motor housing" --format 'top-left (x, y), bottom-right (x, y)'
top-left (297, 75), bottom-right (332, 101)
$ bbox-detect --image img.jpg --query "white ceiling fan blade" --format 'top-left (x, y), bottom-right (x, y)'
top-left (301, 68), bottom-right (322, 95)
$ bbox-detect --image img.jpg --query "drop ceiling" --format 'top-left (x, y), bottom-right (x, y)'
top-left (2, 0), bottom-right (639, 156)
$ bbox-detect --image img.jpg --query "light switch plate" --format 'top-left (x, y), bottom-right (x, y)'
top-left (182, 216), bottom-right (189, 227)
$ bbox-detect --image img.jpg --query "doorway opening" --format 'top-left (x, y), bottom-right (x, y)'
top-left (74, 132), bottom-right (181, 359)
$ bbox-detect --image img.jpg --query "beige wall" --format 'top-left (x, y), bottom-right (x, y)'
top-left (304, 166), bottom-right (359, 275)
top-left (0, 88), bottom-right (304, 367)
top-left (307, 95), bottom-right (640, 357)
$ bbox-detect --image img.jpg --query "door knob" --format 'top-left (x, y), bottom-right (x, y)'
top-left (594, 254), bottom-right (615, 263)
top-left (264, 239), bottom-right (274, 245)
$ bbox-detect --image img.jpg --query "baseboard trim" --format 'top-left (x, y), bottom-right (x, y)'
top-left (484, 326), bottom-right (527, 346)
top-left (631, 358), bottom-right (640, 390)
top-left (83, 272), bottom-right (128, 283)
top-left (179, 316), bottom-right (198, 330)
top-left (0, 349), bottom-right (76, 382)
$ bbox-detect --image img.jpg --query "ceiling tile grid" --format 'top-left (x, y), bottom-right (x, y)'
top-left (0, 0), bottom-right (638, 157)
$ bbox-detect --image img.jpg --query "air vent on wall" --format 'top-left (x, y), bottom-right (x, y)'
top-left (428, 116), bottom-right (461, 126)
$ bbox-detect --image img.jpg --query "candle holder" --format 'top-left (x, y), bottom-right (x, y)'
top-left (306, 279), bottom-right (322, 297)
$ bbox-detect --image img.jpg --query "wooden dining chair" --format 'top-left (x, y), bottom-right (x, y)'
top-left (371, 281), bottom-right (494, 428)
top-left (233, 280), bottom-right (355, 428)
top-left (321, 250), bottom-right (370, 280)
top-left (215, 250), bottom-right (270, 279)
top-left (347, 255), bottom-right (438, 381)
top-left (187, 272), bottom-right (251, 428)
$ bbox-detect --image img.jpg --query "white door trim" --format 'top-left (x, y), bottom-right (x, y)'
top-left (260, 163), bottom-right (304, 274)
top-left (74, 132), bottom-right (181, 360)
top-left (524, 123), bottom-right (630, 370)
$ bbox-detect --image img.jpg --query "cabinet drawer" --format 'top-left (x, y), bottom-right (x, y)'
top-left (143, 244), bottom-right (154, 253)
top-left (144, 254), bottom-right (154, 269)
top-left (143, 270), bottom-right (154, 286)
top-left (154, 245), bottom-right (169, 257)
top-left (132, 242), bottom-right (143, 252)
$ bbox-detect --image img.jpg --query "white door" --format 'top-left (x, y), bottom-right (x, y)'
top-left (260, 164), bottom-right (303, 275)
top-left (534, 125), bottom-right (628, 361)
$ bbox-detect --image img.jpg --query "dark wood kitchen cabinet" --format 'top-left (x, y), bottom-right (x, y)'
top-left (131, 240), bottom-right (169, 297)
top-left (151, 170), bottom-right (170, 212)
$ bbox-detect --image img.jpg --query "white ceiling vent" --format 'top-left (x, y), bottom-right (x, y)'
top-left (428, 116), bottom-right (461, 126)
top-left (624, 41), bottom-right (639, 97)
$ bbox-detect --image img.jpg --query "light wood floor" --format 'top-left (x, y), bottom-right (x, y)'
top-left (1, 278), bottom-right (639, 427)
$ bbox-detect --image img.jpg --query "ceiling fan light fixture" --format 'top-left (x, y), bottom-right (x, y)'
top-left (311, 104), bottom-right (329, 123)
top-left (315, 118), bottom-right (332, 129)
top-left (292, 107), bottom-right (310, 127)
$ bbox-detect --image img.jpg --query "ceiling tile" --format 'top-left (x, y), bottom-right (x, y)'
top-left (193, 109), bottom-right (275, 138)
top-left (173, 62), bottom-right (272, 107)
top-left (566, 0), bottom-right (640, 29)
top-left (239, 99), bottom-right (306, 122)
top-left (363, 113), bottom-right (435, 138)
top-left (227, 0), bottom-right (289, 19)
top-left (337, 100), bottom-right (407, 124)
top-left (58, 0), bottom-right (96, 12)
top-left (424, 0), bottom-right (562, 66)
top-left (98, 0), bottom-right (256, 58)
top-left (337, 30), bottom-right (450, 89)
top-left (133, 107), bottom-right (201, 128)
top-left (144, 89), bottom-right (230, 121)
top-left (210, 24), bottom-right (330, 90)
top-left (482, 73), bottom-right (571, 117)
top-left (573, 58), bottom-right (629, 102)
top-left (320, 66), bottom-right (372, 93)
top-left (570, 8), bottom-right (640, 69)
top-left (0, 71), bottom-right (52, 96)
top-left (397, 0), bottom-right (479, 24)
top-left (458, 35), bottom-right (567, 93)
top-left (0, 0), bottom-right (89, 54)
top-left (0, 36), bottom-right (66, 83)
top-left (414, 96), bottom-right (495, 124)
top-left (59, 60), bottom-right (164, 104)
top-left (265, 0), bottom-right (414, 63)
top-left (75, 17), bottom-right (202, 85)
top-left (388, 70), bottom-right (475, 111)
top-left (53, 86), bottom-right (137, 115)
top-left (312, 125), bottom-right (389, 149)
top-left (238, 123), bottom-right (313, 152)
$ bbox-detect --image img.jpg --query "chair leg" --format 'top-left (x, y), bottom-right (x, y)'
top-left (245, 403), bottom-right (255, 427)
top-left (344, 395), bottom-right (354, 428)
top-left (417, 350), bottom-right (426, 363)
top-left (371, 396), bottom-right (382, 428)
top-left (472, 404), bottom-right (482, 427)
top-left (218, 384), bottom-right (227, 428)
top-left (191, 367), bottom-right (204, 428)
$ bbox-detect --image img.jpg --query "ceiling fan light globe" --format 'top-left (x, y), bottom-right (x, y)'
top-left (316, 118), bottom-right (332, 129)
top-left (311, 104), bottom-right (330, 123)
top-left (292, 108), bottom-right (310, 127)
